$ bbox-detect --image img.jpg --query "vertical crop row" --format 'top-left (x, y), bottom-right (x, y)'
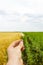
top-left (22, 33), bottom-right (43, 65)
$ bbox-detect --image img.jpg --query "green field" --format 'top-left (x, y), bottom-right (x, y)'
top-left (22, 32), bottom-right (43, 65)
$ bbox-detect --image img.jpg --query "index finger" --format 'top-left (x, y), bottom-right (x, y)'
top-left (8, 39), bottom-right (22, 48)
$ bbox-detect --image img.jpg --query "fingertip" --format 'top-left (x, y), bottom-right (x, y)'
top-left (18, 40), bottom-right (24, 50)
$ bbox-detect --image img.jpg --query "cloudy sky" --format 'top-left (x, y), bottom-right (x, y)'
top-left (0, 0), bottom-right (43, 31)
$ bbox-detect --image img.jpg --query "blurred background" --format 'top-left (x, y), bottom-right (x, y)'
top-left (0, 0), bottom-right (43, 31)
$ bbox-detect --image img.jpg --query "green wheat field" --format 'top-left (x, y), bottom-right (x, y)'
top-left (23, 32), bottom-right (43, 65)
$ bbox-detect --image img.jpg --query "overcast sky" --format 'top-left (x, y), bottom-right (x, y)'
top-left (0, 0), bottom-right (43, 31)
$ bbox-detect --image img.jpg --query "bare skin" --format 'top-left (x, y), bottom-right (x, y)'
top-left (6, 40), bottom-right (24, 65)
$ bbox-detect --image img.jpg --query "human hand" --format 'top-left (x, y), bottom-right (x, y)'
top-left (7, 40), bottom-right (24, 65)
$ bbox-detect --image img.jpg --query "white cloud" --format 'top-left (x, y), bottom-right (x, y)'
top-left (0, 0), bottom-right (43, 31)
top-left (0, 0), bottom-right (43, 14)
top-left (0, 21), bottom-right (43, 31)
top-left (0, 13), bottom-right (43, 31)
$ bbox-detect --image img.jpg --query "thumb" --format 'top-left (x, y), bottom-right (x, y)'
top-left (18, 40), bottom-right (24, 51)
